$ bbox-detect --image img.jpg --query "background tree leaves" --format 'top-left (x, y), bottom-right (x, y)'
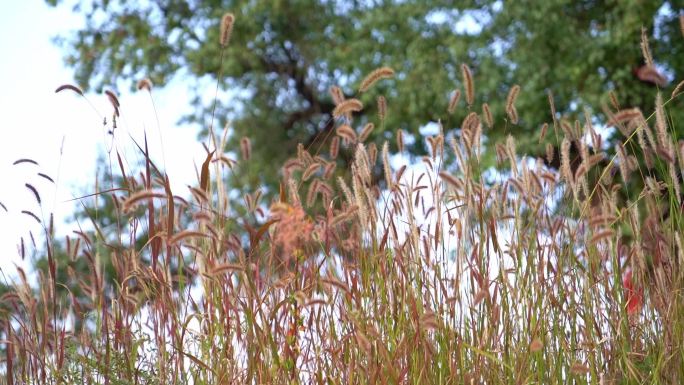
top-left (47, 1), bottom-right (684, 194)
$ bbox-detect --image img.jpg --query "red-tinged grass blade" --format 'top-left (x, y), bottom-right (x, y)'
top-left (128, 135), bottom-right (163, 177)
top-left (200, 150), bottom-right (214, 193)
top-left (488, 217), bottom-right (500, 253)
top-left (162, 174), bottom-right (175, 264)
top-left (116, 151), bottom-right (129, 189)
top-left (163, 175), bottom-right (174, 237)
top-left (57, 327), bottom-right (66, 371)
top-left (6, 323), bottom-right (12, 385)
top-left (378, 227), bottom-right (389, 251)
top-left (143, 134), bottom-right (160, 267)
top-left (102, 300), bottom-right (110, 385)
top-left (623, 270), bottom-right (644, 315)
top-left (280, 181), bottom-right (287, 203)
top-left (250, 219), bottom-right (278, 252)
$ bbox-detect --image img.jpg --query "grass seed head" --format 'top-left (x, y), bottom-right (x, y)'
top-left (220, 13), bottom-right (235, 46)
top-left (359, 66), bottom-right (395, 93)
top-left (332, 99), bottom-right (363, 118)
top-left (461, 64), bottom-right (474, 106)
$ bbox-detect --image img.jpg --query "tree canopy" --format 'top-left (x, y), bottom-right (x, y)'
top-left (46, 0), bottom-right (684, 193)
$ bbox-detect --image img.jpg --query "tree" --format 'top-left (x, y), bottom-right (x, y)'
top-left (46, 1), bottom-right (684, 181)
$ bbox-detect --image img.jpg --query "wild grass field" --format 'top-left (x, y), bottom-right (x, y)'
top-left (2, 11), bottom-right (684, 385)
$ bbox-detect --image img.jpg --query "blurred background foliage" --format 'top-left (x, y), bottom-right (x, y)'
top-left (44, 0), bottom-right (684, 190)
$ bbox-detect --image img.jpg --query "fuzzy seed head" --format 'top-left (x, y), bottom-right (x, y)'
top-left (330, 86), bottom-right (345, 105)
top-left (539, 122), bottom-right (548, 143)
top-left (655, 92), bottom-right (670, 149)
top-left (546, 143), bottom-right (554, 165)
top-left (336, 124), bottom-right (357, 143)
top-left (448, 89), bottom-right (461, 114)
top-left (482, 103), bottom-right (493, 128)
top-left (359, 123), bottom-right (374, 143)
top-left (382, 141), bottom-right (392, 188)
top-left (377, 95), bottom-right (386, 122)
top-left (330, 137), bottom-right (340, 159)
top-left (397, 129), bottom-right (404, 153)
top-left (302, 163), bottom-right (321, 181)
top-left (359, 66), bottom-right (395, 93)
top-left (547, 90), bottom-right (557, 122)
top-left (332, 99), bottom-right (363, 118)
top-left (461, 64), bottom-right (474, 106)
top-left (560, 137), bottom-right (573, 185)
top-left (505, 85), bottom-right (520, 116)
top-left (640, 27), bottom-right (654, 67)
top-left (220, 13), bottom-right (235, 47)
top-left (672, 80), bottom-right (684, 99)
top-left (608, 90), bottom-right (620, 110)
top-left (137, 78), bottom-right (153, 91)
top-left (240, 137), bottom-right (251, 161)
top-left (507, 106), bottom-right (518, 124)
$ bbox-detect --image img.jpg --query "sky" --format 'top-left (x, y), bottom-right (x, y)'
top-left (0, 1), bottom-right (205, 277)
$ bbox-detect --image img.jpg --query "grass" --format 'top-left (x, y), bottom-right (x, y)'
top-left (2, 12), bottom-right (684, 385)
